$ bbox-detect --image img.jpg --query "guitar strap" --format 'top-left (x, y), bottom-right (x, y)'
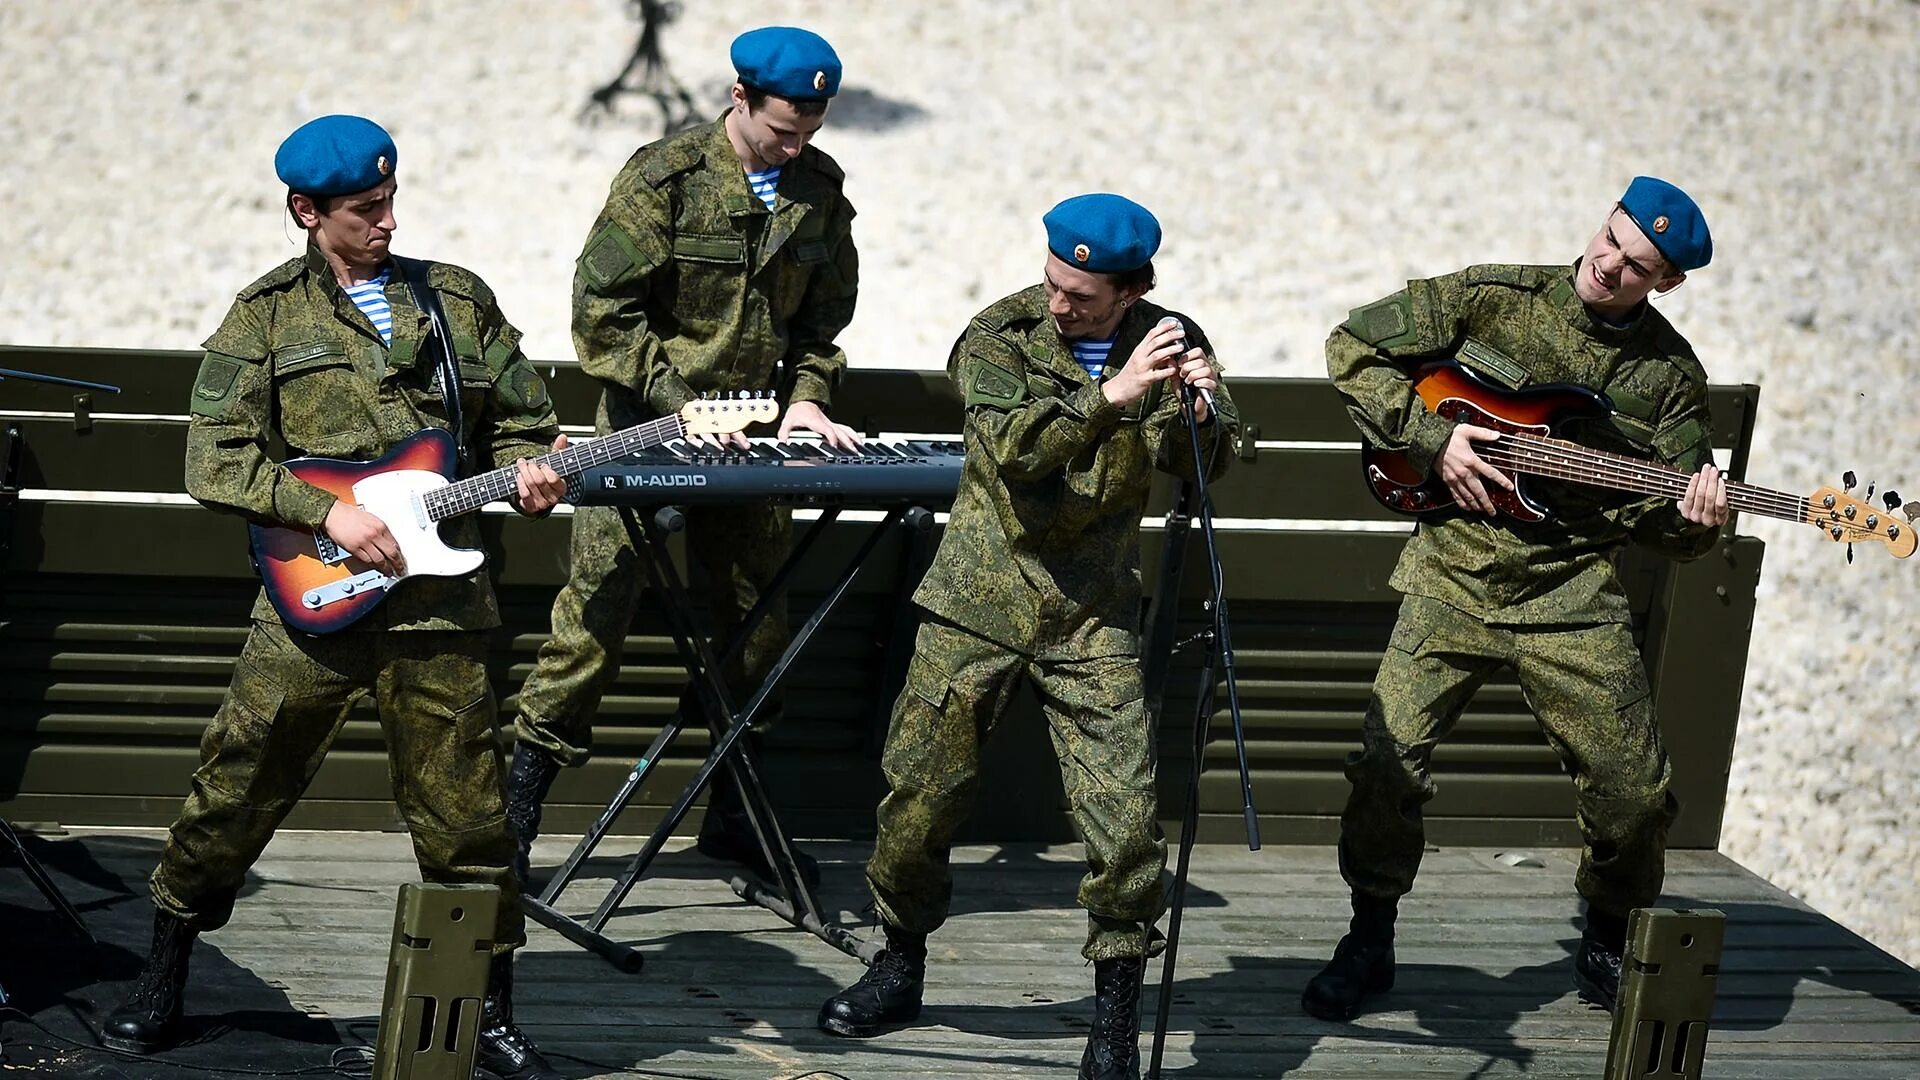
top-left (397, 256), bottom-right (469, 474)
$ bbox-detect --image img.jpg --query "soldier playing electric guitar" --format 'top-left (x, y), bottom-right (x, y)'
top-left (102, 115), bottom-right (570, 1080)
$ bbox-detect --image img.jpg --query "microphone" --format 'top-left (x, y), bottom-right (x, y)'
top-left (1156, 316), bottom-right (1215, 413)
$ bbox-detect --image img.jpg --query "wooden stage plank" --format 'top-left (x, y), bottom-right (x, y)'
top-left (2, 829), bottom-right (1917, 1079)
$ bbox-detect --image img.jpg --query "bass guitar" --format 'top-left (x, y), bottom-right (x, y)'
top-left (1362, 360), bottom-right (1916, 559)
top-left (252, 394), bottom-right (778, 633)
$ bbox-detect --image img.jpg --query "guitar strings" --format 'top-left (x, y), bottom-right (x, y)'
top-left (1478, 432), bottom-right (1887, 540)
top-left (1478, 431), bottom-right (1817, 522)
top-left (422, 413), bottom-right (688, 519)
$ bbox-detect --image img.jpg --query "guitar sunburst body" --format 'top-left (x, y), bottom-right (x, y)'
top-left (249, 395), bottom-right (779, 635)
top-left (1362, 362), bottom-right (1612, 521)
top-left (249, 429), bottom-right (472, 634)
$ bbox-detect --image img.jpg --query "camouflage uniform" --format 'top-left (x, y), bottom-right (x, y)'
top-left (514, 114), bottom-right (858, 762)
top-left (157, 246), bottom-right (560, 955)
top-left (868, 288), bottom-right (1239, 960)
top-left (1328, 261), bottom-right (1719, 918)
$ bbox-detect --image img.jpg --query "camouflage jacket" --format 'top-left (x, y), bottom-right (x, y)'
top-left (573, 114), bottom-right (858, 433)
top-left (186, 245), bottom-right (561, 631)
top-left (1327, 261), bottom-right (1718, 626)
top-left (914, 287), bottom-right (1240, 655)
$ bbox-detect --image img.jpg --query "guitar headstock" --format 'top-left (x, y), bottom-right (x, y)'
top-left (1804, 485), bottom-right (1917, 559)
top-left (680, 391), bottom-right (778, 436)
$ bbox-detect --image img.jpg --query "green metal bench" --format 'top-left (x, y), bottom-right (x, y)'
top-left (0, 344), bottom-right (1764, 851)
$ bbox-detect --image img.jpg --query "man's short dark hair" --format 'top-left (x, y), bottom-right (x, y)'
top-left (285, 189), bottom-right (336, 222)
top-left (740, 81), bottom-right (830, 118)
top-left (1111, 260), bottom-right (1156, 292)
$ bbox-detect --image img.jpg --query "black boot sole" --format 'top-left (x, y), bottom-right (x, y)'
top-left (99, 1027), bottom-right (173, 1055)
top-left (817, 1001), bottom-right (922, 1039)
top-left (1300, 967), bottom-right (1394, 1022)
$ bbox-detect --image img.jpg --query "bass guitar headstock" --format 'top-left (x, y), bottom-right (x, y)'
top-left (1804, 481), bottom-right (1917, 559)
top-left (680, 391), bottom-right (778, 436)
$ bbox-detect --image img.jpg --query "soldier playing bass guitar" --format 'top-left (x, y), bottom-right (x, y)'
top-left (1307, 177), bottom-right (1727, 1022)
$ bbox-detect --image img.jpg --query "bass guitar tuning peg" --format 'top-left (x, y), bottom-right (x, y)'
top-left (1904, 501), bottom-right (1920, 523)
top-left (1866, 480), bottom-right (1876, 500)
top-left (1842, 470), bottom-right (1857, 492)
top-left (1881, 490), bottom-right (1901, 511)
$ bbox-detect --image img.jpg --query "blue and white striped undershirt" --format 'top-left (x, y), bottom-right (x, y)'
top-left (342, 267), bottom-right (394, 345)
top-left (745, 165), bottom-right (782, 211)
top-left (1069, 336), bottom-right (1117, 380)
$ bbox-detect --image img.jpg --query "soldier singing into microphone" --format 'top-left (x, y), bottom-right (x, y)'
top-left (817, 193), bottom-right (1238, 1080)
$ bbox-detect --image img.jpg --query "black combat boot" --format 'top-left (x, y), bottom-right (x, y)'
top-left (1079, 955), bottom-right (1145, 1080)
top-left (1300, 894), bottom-right (1397, 1022)
top-left (1573, 908), bottom-right (1629, 1011)
top-left (817, 924), bottom-right (927, 1037)
top-left (476, 953), bottom-right (562, 1080)
top-left (504, 742), bottom-right (561, 882)
top-left (696, 756), bottom-right (820, 891)
top-left (99, 908), bottom-right (197, 1053)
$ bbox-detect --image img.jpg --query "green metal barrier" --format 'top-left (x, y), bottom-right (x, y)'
top-left (1605, 907), bottom-right (1726, 1079)
top-left (372, 883), bottom-right (498, 1080)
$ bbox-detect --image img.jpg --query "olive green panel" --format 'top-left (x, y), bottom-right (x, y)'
top-left (0, 345), bottom-right (1768, 850)
top-left (0, 345), bottom-right (1759, 454)
top-left (10, 416), bottom-right (188, 493)
top-left (1640, 535), bottom-right (1766, 848)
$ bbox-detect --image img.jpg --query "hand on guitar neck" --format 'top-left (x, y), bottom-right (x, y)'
top-left (1440, 421), bottom-right (1729, 525)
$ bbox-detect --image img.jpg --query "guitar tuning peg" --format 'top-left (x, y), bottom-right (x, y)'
top-left (1904, 500), bottom-right (1920, 523)
top-left (1884, 490), bottom-right (1902, 511)
top-left (1846, 543), bottom-right (1854, 564)
top-left (1866, 480), bottom-right (1876, 500)
top-left (1842, 470), bottom-right (1857, 492)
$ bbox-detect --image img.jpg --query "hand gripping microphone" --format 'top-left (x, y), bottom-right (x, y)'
top-left (1156, 315), bottom-right (1215, 414)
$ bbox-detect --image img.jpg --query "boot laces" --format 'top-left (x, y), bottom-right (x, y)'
top-left (857, 945), bottom-right (920, 994)
top-left (1094, 963), bottom-right (1142, 1043)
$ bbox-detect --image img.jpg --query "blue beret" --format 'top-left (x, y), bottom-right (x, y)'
top-left (1619, 175), bottom-right (1711, 272)
top-left (275, 115), bottom-right (396, 198)
top-left (731, 26), bottom-right (841, 101)
top-left (1043, 193), bottom-right (1162, 274)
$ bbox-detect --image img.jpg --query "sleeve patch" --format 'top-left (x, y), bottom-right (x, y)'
top-left (190, 355), bottom-right (243, 419)
top-left (580, 224), bottom-right (644, 289)
top-left (1345, 293), bottom-right (1415, 349)
top-left (509, 366), bottom-right (551, 411)
top-left (965, 358), bottom-right (1026, 408)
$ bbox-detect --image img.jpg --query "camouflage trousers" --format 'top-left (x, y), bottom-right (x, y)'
top-left (150, 620), bottom-right (523, 955)
top-left (513, 499), bottom-right (790, 765)
top-left (868, 616), bottom-right (1166, 961)
top-left (1339, 594), bottom-right (1678, 918)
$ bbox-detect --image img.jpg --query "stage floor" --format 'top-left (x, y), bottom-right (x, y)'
top-left (4, 828), bottom-right (1918, 1078)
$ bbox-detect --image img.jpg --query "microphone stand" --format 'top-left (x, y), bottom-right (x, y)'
top-left (1146, 369), bottom-right (1256, 1080)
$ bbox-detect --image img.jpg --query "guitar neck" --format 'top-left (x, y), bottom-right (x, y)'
top-left (1491, 434), bottom-right (1809, 525)
top-left (423, 415), bottom-right (686, 521)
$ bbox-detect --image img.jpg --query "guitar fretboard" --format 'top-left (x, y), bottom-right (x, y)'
top-left (1480, 433), bottom-right (1811, 524)
top-left (421, 415), bottom-right (686, 519)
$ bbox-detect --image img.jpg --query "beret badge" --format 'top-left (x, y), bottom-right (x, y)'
top-left (376, 155), bottom-right (391, 177)
top-left (1073, 243), bottom-right (1091, 263)
top-left (1652, 214), bottom-right (1669, 234)
top-left (813, 70), bottom-right (828, 92)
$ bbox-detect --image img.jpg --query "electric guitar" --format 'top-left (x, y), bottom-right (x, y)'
top-left (252, 394), bottom-right (778, 634)
top-left (1361, 360), bottom-right (1916, 559)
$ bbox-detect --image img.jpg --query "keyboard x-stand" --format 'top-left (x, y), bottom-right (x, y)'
top-left (525, 440), bottom-right (961, 970)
